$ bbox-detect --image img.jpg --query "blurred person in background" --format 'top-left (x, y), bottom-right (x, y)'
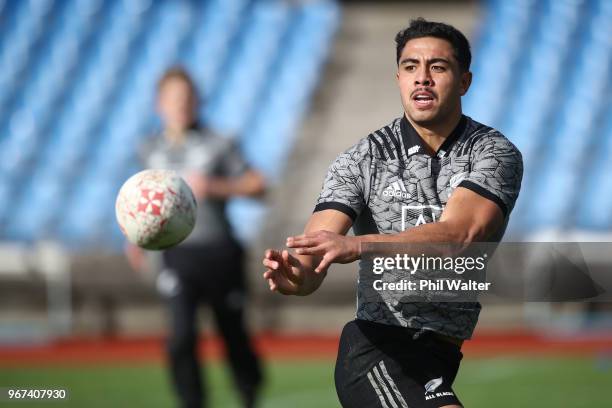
top-left (126, 67), bottom-right (264, 408)
top-left (263, 19), bottom-right (522, 408)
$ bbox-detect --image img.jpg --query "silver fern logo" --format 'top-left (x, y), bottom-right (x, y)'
top-left (424, 377), bottom-right (443, 393)
top-left (448, 172), bottom-right (468, 199)
top-left (449, 172), bottom-right (468, 189)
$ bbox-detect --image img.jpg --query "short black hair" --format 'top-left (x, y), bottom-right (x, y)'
top-left (395, 18), bottom-right (471, 72)
top-left (157, 66), bottom-right (198, 96)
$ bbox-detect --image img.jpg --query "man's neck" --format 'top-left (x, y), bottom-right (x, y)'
top-left (164, 125), bottom-right (190, 144)
top-left (406, 110), bottom-right (463, 154)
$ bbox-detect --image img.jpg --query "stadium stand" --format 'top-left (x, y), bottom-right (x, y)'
top-left (1, 0), bottom-right (610, 341)
top-left (463, 0), bottom-right (612, 235)
top-left (0, 0), bottom-right (341, 250)
top-left (1, 0), bottom-right (610, 254)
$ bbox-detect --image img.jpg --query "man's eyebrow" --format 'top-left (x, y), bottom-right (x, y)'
top-left (399, 58), bottom-right (419, 65)
top-left (429, 57), bottom-right (451, 65)
top-left (399, 57), bottom-right (452, 65)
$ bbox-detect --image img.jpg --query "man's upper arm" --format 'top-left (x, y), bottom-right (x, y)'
top-left (314, 137), bottom-right (371, 222)
top-left (457, 133), bottom-right (523, 218)
top-left (441, 132), bottom-right (523, 241)
top-left (439, 186), bottom-right (505, 241)
top-left (304, 209), bottom-right (354, 235)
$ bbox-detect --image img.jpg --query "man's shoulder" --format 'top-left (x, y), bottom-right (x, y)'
top-left (186, 127), bottom-right (235, 149)
top-left (343, 117), bottom-right (403, 160)
top-left (140, 132), bottom-right (165, 155)
top-left (141, 127), bottom-right (230, 153)
top-left (462, 116), bottom-right (521, 156)
top-left (186, 126), bottom-right (215, 142)
top-left (367, 117), bottom-right (403, 143)
top-left (368, 116), bottom-right (403, 137)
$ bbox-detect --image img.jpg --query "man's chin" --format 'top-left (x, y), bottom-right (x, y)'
top-left (407, 111), bottom-right (440, 127)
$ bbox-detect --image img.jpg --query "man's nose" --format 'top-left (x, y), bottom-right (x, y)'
top-left (415, 67), bottom-right (432, 86)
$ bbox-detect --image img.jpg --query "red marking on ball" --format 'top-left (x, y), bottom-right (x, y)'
top-left (137, 189), bottom-right (164, 216)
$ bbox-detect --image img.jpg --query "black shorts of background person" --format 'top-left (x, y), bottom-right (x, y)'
top-left (160, 241), bottom-right (263, 408)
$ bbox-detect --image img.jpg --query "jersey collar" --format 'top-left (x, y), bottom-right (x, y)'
top-left (400, 114), bottom-right (468, 159)
top-left (161, 121), bottom-right (206, 145)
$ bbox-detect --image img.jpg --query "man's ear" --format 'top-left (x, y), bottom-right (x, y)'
top-left (459, 71), bottom-right (472, 96)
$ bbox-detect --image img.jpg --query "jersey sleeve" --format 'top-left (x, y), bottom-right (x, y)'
top-left (458, 133), bottom-right (523, 217)
top-left (314, 138), bottom-right (371, 221)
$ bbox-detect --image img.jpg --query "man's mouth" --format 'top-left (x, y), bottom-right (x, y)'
top-left (412, 90), bottom-right (436, 108)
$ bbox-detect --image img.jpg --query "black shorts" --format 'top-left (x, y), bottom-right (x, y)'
top-left (161, 241), bottom-right (244, 286)
top-left (335, 320), bottom-right (463, 408)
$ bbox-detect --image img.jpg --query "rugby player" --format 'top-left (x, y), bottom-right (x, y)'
top-left (262, 19), bottom-right (522, 408)
top-left (129, 67), bottom-right (264, 408)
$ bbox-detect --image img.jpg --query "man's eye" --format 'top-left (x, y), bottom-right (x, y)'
top-left (432, 66), bottom-right (445, 72)
top-left (405, 66), bottom-right (416, 71)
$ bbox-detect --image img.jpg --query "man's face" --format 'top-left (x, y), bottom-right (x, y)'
top-left (396, 36), bottom-right (471, 127)
top-left (157, 77), bottom-right (197, 131)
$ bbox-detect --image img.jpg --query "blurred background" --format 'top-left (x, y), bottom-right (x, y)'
top-left (0, 0), bottom-right (611, 407)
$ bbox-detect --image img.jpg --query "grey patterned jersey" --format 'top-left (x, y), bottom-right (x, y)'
top-left (314, 115), bottom-right (523, 339)
top-left (140, 125), bottom-right (248, 246)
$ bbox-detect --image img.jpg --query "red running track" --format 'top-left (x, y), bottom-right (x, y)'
top-left (0, 331), bottom-right (611, 366)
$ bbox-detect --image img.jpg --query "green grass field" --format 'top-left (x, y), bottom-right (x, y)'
top-left (1, 357), bottom-right (611, 407)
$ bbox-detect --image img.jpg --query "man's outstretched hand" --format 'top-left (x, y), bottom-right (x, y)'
top-left (262, 249), bottom-right (306, 295)
top-left (263, 210), bottom-right (355, 296)
top-left (286, 230), bottom-right (361, 273)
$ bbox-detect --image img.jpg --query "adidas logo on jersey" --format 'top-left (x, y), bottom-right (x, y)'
top-left (382, 180), bottom-right (410, 199)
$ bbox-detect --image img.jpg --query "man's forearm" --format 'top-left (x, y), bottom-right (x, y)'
top-left (361, 220), bottom-right (477, 244)
top-left (356, 220), bottom-right (488, 258)
top-left (293, 254), bottom-right (327, 296)
top-left (207, 172), bottom-right (265, 199)
top-left (205, 177), bottom-right (239, 198)
top-left (295, 269), bottom-right (327, 296)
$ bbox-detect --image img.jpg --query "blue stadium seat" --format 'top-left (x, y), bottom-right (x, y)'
top-left (4, 172), bottom-right (66, 241)
top-left (465, 0), bottom-right (612, 235)
top-left (0, 0), bottom-right (334, 248)
top-left (206, 0), bottom-right (291, 136)
top-left (0, 176), bottom-right (14, 225)
top-left (184, 0), bottom-right (249, 94)
top-left (5, 0), bottom-right (610, 245)
top-left (574, 113), bottom-right (612, 229)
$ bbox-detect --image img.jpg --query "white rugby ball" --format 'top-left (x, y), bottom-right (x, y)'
top-left (115, 169), bottom-right (197, 250)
